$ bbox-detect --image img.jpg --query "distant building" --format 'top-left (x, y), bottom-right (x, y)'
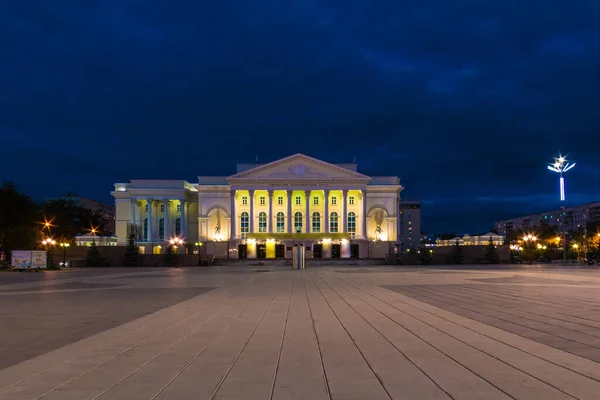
top-left (495, 202), bottom-right (600, 237)
top-left (74, 234), bottom-right (118, 247)
top-left (437, 232), bottom-right (504, 247)
top-left (45, 194), bottom-right (116, 234)
top-left (399, 201), bottom-right (421, 251)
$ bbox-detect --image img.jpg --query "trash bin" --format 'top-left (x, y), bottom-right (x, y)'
top-left (292, 245), bottom-right (305, 270)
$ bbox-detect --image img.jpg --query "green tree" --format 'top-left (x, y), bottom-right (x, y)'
top-left (484, 237), bottom-right (500, 264)
top-left (451, 240), bottom-right (464, 264)
top-left (164, 244), bottom-right (177, 267)
top-left (123, 234), bottom-right (139, 266)
top-left (86, 240), bottom-right (102, 267)
top-left (0, 181), bottom-right (42, 260)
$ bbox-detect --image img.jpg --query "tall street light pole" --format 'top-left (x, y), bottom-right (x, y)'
top-left (547, 154), bottom-right (575, 264)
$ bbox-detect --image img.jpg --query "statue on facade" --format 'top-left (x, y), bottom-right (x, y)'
top-left (214, 209), bottom-right (222, 239)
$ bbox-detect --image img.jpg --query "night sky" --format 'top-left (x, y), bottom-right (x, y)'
top-left (2, 1), bottom-right (600, 235)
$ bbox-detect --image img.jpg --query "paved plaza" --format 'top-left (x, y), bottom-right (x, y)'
top-left (3, 266), bottom-right (600, 399)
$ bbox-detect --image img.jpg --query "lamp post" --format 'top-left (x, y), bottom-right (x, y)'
top-left (195, 242), bottom-right (203, 266)
top-left (41, 238), bottom-right (56, 267)
top-left (547, 154), bottom-right (575, 264)
top-left (523, 234), bottom-right (537, 264)
top-left (59, 242), bottom-right (70, 267)
top-left (169, 237), bottom-right (184, 268)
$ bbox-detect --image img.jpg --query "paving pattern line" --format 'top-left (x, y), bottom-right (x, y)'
top-left (312, 272), bottom-right (454, 400)
top-left (307, 272), bottom-right (394, 399)
top-left (33, 306), bottom-right (226, 400)
top-left (0, 286), bottom-right (223, 392)
top-left (269, 273), bottom-right (295, 400)
top-left (150, 295), bottom-right (262, 400)
top-left (90, 302), bottom-right (245, 400)
top-left (209, 295), bottom-right (276, 400)
top-left (300, 272), bottom-right (332, 400)
top-left (431, 283), bottom-right (600, 331)
top-left (392, 284), bottom-right (600, 354)
top-left (340, 273), bottom-right (586, 400)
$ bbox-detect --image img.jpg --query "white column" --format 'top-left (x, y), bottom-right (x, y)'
top-left (164, 199), bottom-right (170, 240)
top-left (324, 190), bottom-right (329, 233)
top-left (230, 190), bottom-right (236, 239)
top-left (179, 199), bottom-right (186, 238)
top-left (136, 201), bottom-right (142, 239)
top-left (362, 190), bottom-right (367, 238)
top-left (305, 190), bottom-right (310, 233)
top-left (342, 190), bottom-right (348, 233)
top-left (287, 190), bottom-right (292, 233)
top-left (147, 199), bottom-right (153, 242)
top-left (130, 199), bottom-right (136, 226)
top-left (249, 190), bottom-right (255, 233)
top-left (268, 190), bottom-right (273, 233)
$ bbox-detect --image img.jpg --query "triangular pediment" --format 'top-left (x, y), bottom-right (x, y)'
top-left (228, 154), bottom-right (371, 182)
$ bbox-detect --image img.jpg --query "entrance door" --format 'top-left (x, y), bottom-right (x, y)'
top-left (275, 244), bottom-right (285, 258)
top-left (350, 244), bottom-right (360, 258)
top-left (331, 244), bottom-right (341, 259)
top-left (313, 243), bottom-right (323, 258)
top-left (257, 244), bottom-right (267, 259)
top-left (238, 244), bottom-right (247, 259)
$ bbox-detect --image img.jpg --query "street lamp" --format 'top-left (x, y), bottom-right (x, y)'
top-left (59, 242), bottom-right (70, 267)
top-left (169, 237), bottom-right (184, 268)
top-left (548, 154), bottom-right (575, 264)
top-left (41, 238), bottom-right (56, 267)
top-left (522, 235), bottom-right (537, 264)
top-left (194, 242), bottom-right (203, 266)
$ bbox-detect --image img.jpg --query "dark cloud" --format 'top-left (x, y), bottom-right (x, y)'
top-left (1, 0), bottom-right (600, 234)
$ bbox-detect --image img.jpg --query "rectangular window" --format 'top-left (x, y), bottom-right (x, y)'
top-left (176, 204), bottom-right (181, 212)
top-left (277, 196), bottom-right (283, 205)
top-left (349, 196), bottom-right (355, 205)
top-left (331, 197), bottom-right (337, 205)
top-left (295, 196), bottom-right (301, 205)
top-left (160, 204), bottom-right (165, 212)
top-left (145, 204), bottom-right (148, 212)
top-left (313, 196), bottom-right (319, 205)
top-left (242, 196), bottom-right (248, 205)
top-left (260, 196), bottom-right (266, 205)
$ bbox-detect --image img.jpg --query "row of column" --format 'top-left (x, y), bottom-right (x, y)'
top-left (130, 198), bottom-right (186, 242)
top-left (230, 189), bottom-right (368, 238)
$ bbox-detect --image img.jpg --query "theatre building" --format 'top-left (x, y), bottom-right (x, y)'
top-left (112, 153), bottom-right (403, 259)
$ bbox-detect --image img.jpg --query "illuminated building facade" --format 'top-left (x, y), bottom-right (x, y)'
top-left (112, 154), bottom-right (403, 258)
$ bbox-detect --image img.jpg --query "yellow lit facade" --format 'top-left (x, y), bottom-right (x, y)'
top-left (112, 154), bottom-right (403, 258)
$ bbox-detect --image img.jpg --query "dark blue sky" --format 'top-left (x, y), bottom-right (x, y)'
top-left (2, 1), bottom-right (600, 234)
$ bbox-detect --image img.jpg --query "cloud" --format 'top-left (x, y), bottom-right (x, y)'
top-left (1, 1), bottom-right (600, 234)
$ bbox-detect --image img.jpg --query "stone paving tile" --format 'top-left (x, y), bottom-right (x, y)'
top-left (4, 267), bottom-right (600, 399)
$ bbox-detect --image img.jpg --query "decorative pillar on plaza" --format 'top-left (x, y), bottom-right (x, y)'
top-left (179, 199), bottom-right (186, 238)
top-left (305, 190), bottom-right (310, 233)
top-left (342, 190), bottom-right (348, 233)
top-left (362, 190), bottom-right (367, 239)
top-left (324, 190), bottom-right (329, 233)
top-left (163, 199), bottom-right (170, 239)
top-left (230, 190), bottom-right (236, 240)
top-left (249, 190), bottom-right (255, 233)
top-left (147, 199), bottom-right (153, 242)
top-left (268, 190), bottom-right (273, 233)
top-left (287, 190), bottom-right (292, 233)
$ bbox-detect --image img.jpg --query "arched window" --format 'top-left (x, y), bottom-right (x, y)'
top-left (159, 218), bottom-right (165, 239)
top-left (347, 212), bottom-right (356, 235)
top-left (258, 212), bottom-right (267, 233)
top-left (175, 218), bottom-right (181, 236)
top-left (143, 218), bottom-right (149, 240)
top-left (240, 212), bottom-right (249, 234)
top-left (276, 212), bottom-right (285, 233)
top-left (330, 212), bottom-right (338, 233)
top-left (312, 212), bottom-right (321, 233)
top-left (294, 212), bottom-right (303, 233)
